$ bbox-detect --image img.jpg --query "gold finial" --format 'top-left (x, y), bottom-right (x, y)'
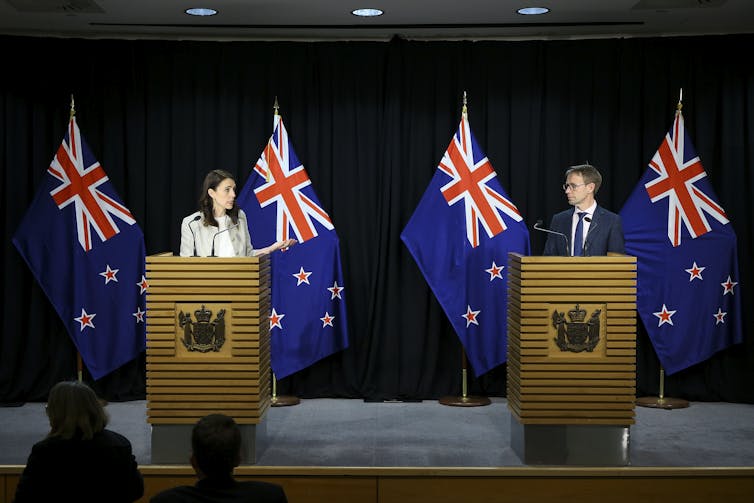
top-left (69, 94), bottom-right (76, 120)
top-left (676, 88), bottom-right (683, 113)
top-left (274, 96), bottom-right (280, 116)
top-left (462, 91), bottom-right (468, 119)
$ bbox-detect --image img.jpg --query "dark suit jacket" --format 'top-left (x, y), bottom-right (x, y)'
top-left (542, 205), bottom-right (625, 256)
top-left (151, 476), bottom-right (288, 503)
top-left (13, 429), bottom-right (144, 503)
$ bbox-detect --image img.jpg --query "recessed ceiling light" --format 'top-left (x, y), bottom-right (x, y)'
top-left (185, 7), bottom-right (218, 17)
top-left (517, 7), bottom-right (550, 15)
top-left (351, 8), bottom-right (384, 17)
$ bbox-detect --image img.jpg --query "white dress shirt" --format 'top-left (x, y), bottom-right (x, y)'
top-left (570, 201), bottom-right (597, 255)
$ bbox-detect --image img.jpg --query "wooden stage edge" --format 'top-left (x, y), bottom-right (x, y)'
top-left (3, 465), bottom-right (754, 503)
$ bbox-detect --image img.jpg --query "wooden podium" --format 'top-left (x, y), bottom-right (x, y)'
top-left (145, 254), bottom-right (271, 464)
top-left (507, 253), bottom-right (637, 465)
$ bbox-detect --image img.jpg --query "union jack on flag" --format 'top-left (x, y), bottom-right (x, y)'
top-left (238, 114), bottom-right (348, 379)
top-left (49, 118), bottom-right (137, 251)
top-left (645, 111), bottom-right (729, 247)
top-left (252, 115), bottom-right (334, 245)
top-left (621, 107), bottom-right (742, 374)
top-left (439, 116), bottom-right (524, 247)
top-left (13, 116), bottom-right (146, 379)
top-left (402, 113), bottom-right (530, 376)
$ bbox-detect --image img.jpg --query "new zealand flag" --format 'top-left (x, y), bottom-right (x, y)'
top-left (620, 109), bottom-right (742, 374)
top-left (237, 115), bottom-right (349, 379)
top-left (13, 117), bottom-right (146, 380)
top-left (401, 114), bottom-right (530, 376)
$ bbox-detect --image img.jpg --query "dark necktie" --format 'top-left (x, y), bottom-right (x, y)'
top-left (574, 212), bottom-right (586, 256)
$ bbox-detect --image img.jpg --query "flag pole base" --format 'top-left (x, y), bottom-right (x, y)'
top-left (636, 396), bottom-right (689, 409)
top-left (271, 395), bottom-right (300, 407)
top-left (438, 395), bottom-right (491, 407)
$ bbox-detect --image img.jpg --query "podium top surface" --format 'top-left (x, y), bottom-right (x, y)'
top-left (147, 253), bottom-right (269, 265)
top-left (508, 252), bottom-right (636, 264)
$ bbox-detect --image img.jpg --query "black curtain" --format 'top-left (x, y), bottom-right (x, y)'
top-left (2, 34), bottom-right (752, 404)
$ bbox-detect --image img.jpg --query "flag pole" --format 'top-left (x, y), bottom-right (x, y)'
top-left (635, 88), bottom-right (690, 411)
top-left (271, 372), bottom-right (299, 407)
top-left (70, 95), bottom-right (107, 405)
top-left (268, 97), bottom-right (301, 408)
top-left (438, 92), bottom-right (492, 408)
top-left (439, 349), bottom-right (491, 407)
top-left (636, 365), bottom-right (689, 409)
top-left (70, 94), bottom-right (86, 386)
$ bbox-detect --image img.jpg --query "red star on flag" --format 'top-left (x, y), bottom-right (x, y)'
top-left (293, 266), bottom-right (312, 286)
top-left (269, 308), bottom-right (285, 329)
top-left (327, 281), bottom-right (344, 299)
top-left (132, 306), bottom-right (145, 323)
top-left (721, 275), bottom-right (738, 295)
top-left (713, 308), bottom-right (727, 325)
top-left (653, 304), bottom-right (676, 327)
top-left (462, 305), bottom-right (480, 327)
top-left (320, 312), bottom-right (335, 327)
top-left (74, 308), bottom-right (96, 331)
top-left (684, 262), bottom-right (705, 281)
top-left (99, 264), bottom-right (119, 284)
top-left (137, 275), bottom-right (149, 294)
top-left (484, 261), bottom-right (504, 281)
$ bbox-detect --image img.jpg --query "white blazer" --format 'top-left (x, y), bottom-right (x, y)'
top-left (179, 210), bottom-right (255, 257)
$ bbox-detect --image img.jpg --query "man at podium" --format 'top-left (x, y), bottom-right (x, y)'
top-left (542, 164), bottom-right (624, 256)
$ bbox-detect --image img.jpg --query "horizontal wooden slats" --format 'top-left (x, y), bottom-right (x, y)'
top-left (145, 254), bottom-right (270, 425)
top-left (147, 371), bottom-right (260, 379)
top-left (507, 253), bottom-right (637, 426)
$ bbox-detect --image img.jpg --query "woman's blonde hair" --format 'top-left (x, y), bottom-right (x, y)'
top-left (46, 381), bottom-right (108, 440)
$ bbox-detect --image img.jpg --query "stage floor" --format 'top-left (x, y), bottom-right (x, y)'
top-left (2, 398), bottom-right (753, 467)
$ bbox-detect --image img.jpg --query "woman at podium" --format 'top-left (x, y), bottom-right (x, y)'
top-left (180, 169), bottom-right (295, 257)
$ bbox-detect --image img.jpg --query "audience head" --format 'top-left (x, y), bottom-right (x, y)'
top-left (46, 380), bottom-right (108, 440)
top-left (198, 169), bottom-right (239, 226)
top-left (191, 413), bottom-right (242, 479)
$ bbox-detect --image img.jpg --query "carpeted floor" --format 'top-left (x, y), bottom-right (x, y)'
top-left (1, 398), bottom-right (753, 467)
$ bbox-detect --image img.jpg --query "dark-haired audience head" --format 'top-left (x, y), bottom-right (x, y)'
top-left (191, 414), bottom-right (242, 479)
top-left (45, 380), bottom-right (108, 440)
top-left (198, 169), bottom-right (240, 226)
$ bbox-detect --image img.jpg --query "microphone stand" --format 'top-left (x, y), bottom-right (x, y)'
top-left (533, 220), bottom-right (570, 256)
top-left (210, 222), bottom-right (239, 257)
top-left (188, 215), bottom-right (201, 257)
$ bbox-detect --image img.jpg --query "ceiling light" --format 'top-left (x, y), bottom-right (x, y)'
top-left (185, 8), bottom-right (218, 17)
top-left (351, 8), bottom-right (384, 17)
top-left (517, 7), bottom-right (550, 15)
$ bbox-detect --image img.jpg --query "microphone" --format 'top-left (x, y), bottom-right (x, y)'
top-left (533, 220), bottom-right (570, 256)
top-left (210, 222), bottom-right (240, 257)
top-left (188, 215), bottom-right (201, 257)
top-left (583, 216), bottom-right (597, 255)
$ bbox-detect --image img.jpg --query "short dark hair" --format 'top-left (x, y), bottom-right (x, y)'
top-left (565, 164), bottom-right (602, 193)
top-left (46, 381), bottom-right (108, 440)
top-left (192, 414), bottom-right (241, 478)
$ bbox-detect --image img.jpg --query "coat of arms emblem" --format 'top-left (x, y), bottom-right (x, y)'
top-left (178, 305), bottom-right (226, 352)
top-left (552, 304), bottom-right (601, 353)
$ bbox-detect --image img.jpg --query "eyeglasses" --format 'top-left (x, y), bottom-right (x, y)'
top-left (562, 182), bottom-right (587, 191)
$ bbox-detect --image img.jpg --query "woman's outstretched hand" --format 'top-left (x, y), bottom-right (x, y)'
top-left (279, 238), bottom-right (297, 250)
top-left (257, 238), bottom-right (298, 256)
